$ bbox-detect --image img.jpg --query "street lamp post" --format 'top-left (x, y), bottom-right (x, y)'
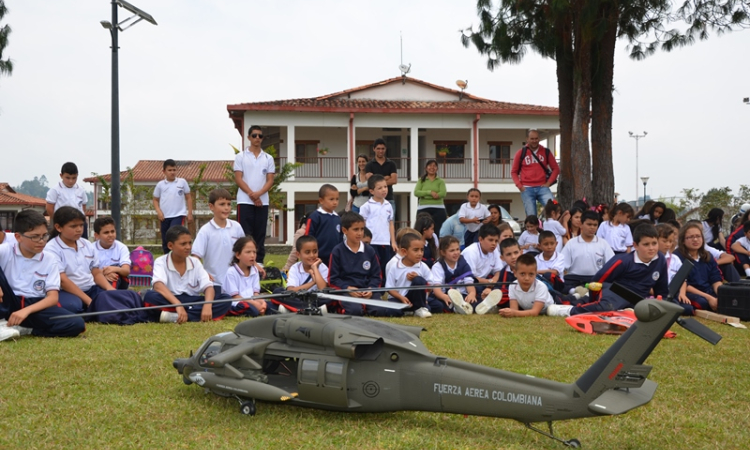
top-left (628, 131), bottom-right (647, 206)
top-left (641, 177), bottom-right (649, 206)
top-left (100, 1), bottom-right (157, 239)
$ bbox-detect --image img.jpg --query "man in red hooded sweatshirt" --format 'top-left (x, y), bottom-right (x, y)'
top-left (511, 129), bottom-right (560, 217)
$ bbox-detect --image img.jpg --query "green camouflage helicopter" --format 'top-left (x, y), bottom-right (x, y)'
top-left (170, 260), bottom-right (720, 448)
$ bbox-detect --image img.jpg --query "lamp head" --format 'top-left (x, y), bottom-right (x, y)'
top-left (100, 20), bottom-right (113, 29)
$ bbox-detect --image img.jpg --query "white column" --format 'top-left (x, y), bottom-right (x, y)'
top-left (410, 126), bottom-right (419, 184)
top-left (285, 190), bottom-right (295, 245)
top-left (287, 125), bottom-right (295, 181)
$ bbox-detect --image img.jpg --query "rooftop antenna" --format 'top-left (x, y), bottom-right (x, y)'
top-left (399, 32), bottom-right (411, 83)
top-left (456, 80), bottom-right (468, 100)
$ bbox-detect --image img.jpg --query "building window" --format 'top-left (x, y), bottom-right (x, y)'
top-left (295, 141), bottom-right (320, 161)
top-left (0, 212), bottom-right (15, 232)
top-left (489, 141), bottom-right (512, 163)
top-left (355, 141), bottom-right (373, 158)
top-left (435, 141), bottom-right (465, 162)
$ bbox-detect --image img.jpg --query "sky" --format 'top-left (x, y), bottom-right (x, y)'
top-left (1, 0), bottom-right (748, 204)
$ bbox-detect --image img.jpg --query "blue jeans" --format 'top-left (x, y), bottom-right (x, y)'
top-left (521, 186), bottom-right (554, 217)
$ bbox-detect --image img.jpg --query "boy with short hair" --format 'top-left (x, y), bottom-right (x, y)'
top-left (305, 184), bottom-right (343, 266)
top-left (457, 223), bottom-right (504, 315)
top-left (143, 226), bottom-right (231, 323)
top-left (153, 159), bottom-right (193, 254)
top-left (363, 227), bottom-right (373, 245)
top-left (491, 238), bottom-right (523, 312)
top-left (46, 162), bottom-right (89, 238)
top-left (548, 223), bottom-right (668, 317)
top-left (328, 212), bottom-right (382, 316)
top-left (560, 210), bottom-right (614, 293)
top-left (535, 230), bottom-right (565, 291)
top-left (272, 235), bottom-right (331, 314)
top-left (0, 210), bottom-right (85, 341)
top-left (730, 221), bottom-right (750, 278)
top-left (94, 216), bottom-right (131, 290)
top-left (191, 188), bottom-right (245, 297)
top-left (359, 175), bottom-right (397, 283)
top-left (499, 253), bottom-right (555, 318)
top-left (381, 233), bottom-right (434, 318)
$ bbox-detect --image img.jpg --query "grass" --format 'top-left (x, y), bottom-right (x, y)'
top-left (1, 313), bottom-right (748, 450)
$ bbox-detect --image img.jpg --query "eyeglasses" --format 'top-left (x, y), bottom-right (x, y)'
top-left (685, 235), bottom-right (703, 241)
top-left (21, 233), bottom-right (50, 242)
top-left (250, 134), bottom-right (264, 139)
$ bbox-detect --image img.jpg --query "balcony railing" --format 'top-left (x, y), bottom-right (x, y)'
top-left (278, 157), bottom-right (349, 180)
top-left (418, 157), bottom-right (472, 180)
top-left (478, 158), bottom-right (513, 180)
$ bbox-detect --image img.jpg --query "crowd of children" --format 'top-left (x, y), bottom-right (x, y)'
top-left (2, 159), bottom-right (748, 342)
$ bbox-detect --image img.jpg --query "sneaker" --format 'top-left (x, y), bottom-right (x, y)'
top-left (574, 286), bottom-right (589, 299)
top-left (475, 290), bottom-right (502, 315)
top-left (160, 311), bottom-right (178, 323)
top-left (414, 307), bottom-right (432, 318)
top-left (0, 325), bottom-right (21, 342)
top-left (448, 289), bottom-right (473, 315)
top-left (278, 305), bottom-right (291, 314)
top-left (319, 304), bottom-right (328, 314)
top-left (10, 326), bottom-right (32, 336)
top-left (547, 304), bottom-right (573, 317)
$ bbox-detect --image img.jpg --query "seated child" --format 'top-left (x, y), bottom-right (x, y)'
top-left (548, 224), bottom-right (668, 317)
top-left (386, 227), bottom-right (421, 276)
top-left (191, 188), bottom-right (246, 297)
top-left (414, 214), bottom-right (439, 268)
top-left (656, 223), bottom-right (688, 304)
top-left (378, 233), bottom-right (435, 318)
top-left (271, 235), bottom-right (330, 314)
top-left (730, 221), bottom-right (750, 278)
top-left (223, 236), bottom-right (267, 317)
top-left (462, 223), bottom-right (502, 307)
top-left (328, 212), bottom-right (382, 316)
top-left (673, 222), bottom-right (722, 313)
top-left (304, 184), bottom-right (342, 266)
top-left (560, 210), bottom-right (614, 293)
top-left (94, 216), bottom-right (131, 290)
top-left (144, 226), bottom-right (231, 323)
top-left (428, 236), bottom-right (476, 314)
top-left (0, 210), bottom-right (85, 341)
top-left (490, 238), bottom-right (524, 313)
top-left (518, 215), bottom-right (540, 254)
top-left (499, 253), bottom-right (555, 318)
top-left (535, 230), bottom-right (566, 291)
top-left (596, 202), bottom-right (634, 254)
top-left (541, 200), bottom-right (565, 253)
top-left (363, 227), bottom-right (373, 245)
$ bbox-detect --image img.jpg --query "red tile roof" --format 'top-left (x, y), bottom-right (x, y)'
top-left (83, 160), bottom-right (234, 184)
top-left (228, 76), bottom-right (558, 116)
top-left (0, 183), bottom-right (47, 207)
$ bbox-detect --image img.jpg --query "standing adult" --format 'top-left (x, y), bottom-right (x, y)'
top-left (234, 125), bottom-right (275, 264)
top-left (511, 129), bottom-right (560, 217)
top-left (365, 138), bottom-right (398, 215)
top-left (349, 154), bottom-right (370, 213)
top-left (413, 159), bottom-right (447, 233)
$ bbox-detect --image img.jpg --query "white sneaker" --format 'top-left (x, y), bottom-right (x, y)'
top-left (475, 290), bottom-right (502, 315)
top-left (278, 305), bottom-right (291, 314)
top-left (319, 304), bottom-right (328, 314)
top-left (547, 304), bottom-right (573, 317)
top-left (414, 307), bottom-right (432, 318)
top-left (448, 289), bottom-right (473, 315)
top-left (10, 326), bottom-right (32, 336)
top-left (160, 311), bottom-right (178, 323)
top-left (0, 325), bottom-right (21, 342)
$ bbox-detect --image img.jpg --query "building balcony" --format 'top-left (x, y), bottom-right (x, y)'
top-left (477, 158), bottom-right (513, 180)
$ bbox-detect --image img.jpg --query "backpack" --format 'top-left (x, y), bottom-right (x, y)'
top-left (521, 146), bottom-right (557, 187)
top-left (129, 246), bottom-right (154, 287)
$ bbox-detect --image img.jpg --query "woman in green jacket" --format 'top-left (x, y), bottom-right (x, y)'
top-left (413, 159), bottom-right (447, 233)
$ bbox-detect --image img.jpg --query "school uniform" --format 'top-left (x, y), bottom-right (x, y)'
top-left (374, 259), bottom-right (434, 317)
top-left (328, 241), bottom-right (382, 316)
top-left (459, 202), bottom-right (490, 245)
top-left (726, 227), bottom-right (750, 271)
top-left (192, 218), bottom-right (245, 295)
top-left (495, 266), bottom-right (516, 307)
top-left (560, 235), bottom-right (615, 292)
top-left (542, 219), bottom-right (565, 253)
top-left (269, 261), bottom-right (332, 314)
top-left (422, 234), bottom-right (439, 268)
top-left (223, 263), bottom-right (262, 317)
top-left (427, 256), bottom-right (473, 313)
top-left (569, 252), bottom-right (668, 316)
top-left (143, 254), bottom-right (231, 322)
top-left (0, 244), bottom-right (85, 337)
top-left (517, 230), bottom-right (540, 254)
top-left (664, 251), bottom-right (682, 285)
top-left (703, 243), bottom-right (741, 282)
top-left (359, 198), bottom-right (394, 282)
top-left (535, 251), bottom-right (565, 291)
top-left (462, 242), bottom-right (504, 280)
top-left (596, 221), bottom-right (633, 254)
top-left (305, 208), bottom-right (343, 265)
top-left (46, 181), bottom-right (89, 238)
top-left (234, 148), bottom-right (276, 263)
top-left (96, 239), bottom-right (131, 290)
top-left (673, 250), bottom-right (723, 314)
top-left (45, 236), bottom-right (102, 314)
top-left (0, 232), bottom-right (18, 247)
top-left (508, 279), bottom-right (554, 314)
top-left (153, 178), bottom-right (191, 254)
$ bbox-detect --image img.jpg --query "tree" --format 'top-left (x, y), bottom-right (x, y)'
top-left (14, 175), bottom-right (49, 199)
top-left (462, 0), bottom-right (749, 208)
top-left (0, 0), bottom-right (12, 77)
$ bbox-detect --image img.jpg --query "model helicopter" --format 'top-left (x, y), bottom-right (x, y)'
top-left (170, 260), bottom-right (721, 448)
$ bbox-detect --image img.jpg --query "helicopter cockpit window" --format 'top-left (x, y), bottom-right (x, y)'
top-left (300, 359), bottom-right (318, 384)
top-left (199, 341), bottom-right (225, 367)
top-left (324, 362), bottom-right (343, 388)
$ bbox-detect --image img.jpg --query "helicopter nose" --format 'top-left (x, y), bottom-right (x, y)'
top-left (173, 358), bottom-right (188, 374)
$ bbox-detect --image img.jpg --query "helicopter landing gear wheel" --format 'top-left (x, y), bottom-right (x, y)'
top-left (239, 401), bottom-right (256, 416)
top-left (524, 422), bottom-right (581, 448)
top-left (565, 439), bottom-right (581, 448)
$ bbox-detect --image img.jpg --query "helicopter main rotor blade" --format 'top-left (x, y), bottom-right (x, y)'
top-left (315, 292), bottom-right (409, 310)
top-left (326, 281), bottom-right (511, 295)
top-left (50, 292), bottom-right (290, 320)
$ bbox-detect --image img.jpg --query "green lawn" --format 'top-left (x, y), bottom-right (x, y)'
top-left (1, 313), bottom-right (747, 449)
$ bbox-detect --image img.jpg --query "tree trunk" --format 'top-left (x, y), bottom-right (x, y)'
top-left (590, 2), bottom-right (618, 207)
top-left (569, 0), bottom-right (593, 205)
top-left (554, 13), bottom-right (576, 209)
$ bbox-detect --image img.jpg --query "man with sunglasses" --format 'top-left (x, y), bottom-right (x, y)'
top-left (234, 125), bottom-right (276, 264)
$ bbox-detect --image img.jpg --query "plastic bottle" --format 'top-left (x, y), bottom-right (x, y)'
top-left (585, 282), bottom-right (603, 292)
